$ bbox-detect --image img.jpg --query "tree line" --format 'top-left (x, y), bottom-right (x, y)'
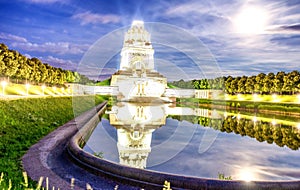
top-left (0, 43), bottom-right (93, 86)
top-left (171, 70), bottom-right (300, 95)
top-left (173, 115), bottom-right (300, 150)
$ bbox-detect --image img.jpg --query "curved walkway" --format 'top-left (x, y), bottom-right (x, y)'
top-left (22, 102), bottom-right (138, 190)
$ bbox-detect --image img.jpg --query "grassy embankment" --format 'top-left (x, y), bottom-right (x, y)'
top-left (0, 95), bottom-right (107, 189)
top-left (178, 93), bottom-right (300, 115)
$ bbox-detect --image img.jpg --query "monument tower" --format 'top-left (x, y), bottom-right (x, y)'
top-left (119, 20), bottom-right (155, 72)
top-left (110, 21), bottom-right (168, 102)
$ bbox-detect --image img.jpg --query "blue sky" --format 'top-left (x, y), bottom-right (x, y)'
top-left (0, 0), bottom-right (300, 81)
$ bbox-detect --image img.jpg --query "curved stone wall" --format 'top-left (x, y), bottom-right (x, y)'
top-left (67, 105), bottom-right (300, 190)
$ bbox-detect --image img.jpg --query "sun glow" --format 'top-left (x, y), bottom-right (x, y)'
top-left (253, 116), bottom-right (257, 123)
top-left (237, 168), bottom-right (257, 182)
top-left (233, 6), bottom-right (269, 34)
top-left (297, 123), bottom-right (300, 130)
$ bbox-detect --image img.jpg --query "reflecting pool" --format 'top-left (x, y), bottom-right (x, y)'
top-left (83, 102), bottom-right (300, 181)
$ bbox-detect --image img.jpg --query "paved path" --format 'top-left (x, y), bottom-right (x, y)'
top-left (22, 102), bottom-right (139, 190)
top-left (0, 94), bottom-right (71, 100)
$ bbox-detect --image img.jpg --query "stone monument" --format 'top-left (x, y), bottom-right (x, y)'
top-left (110, 20), bottom-right (168, 102)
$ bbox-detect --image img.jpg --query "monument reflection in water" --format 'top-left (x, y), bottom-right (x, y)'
top-left (106, 101), bottom-right (216, 169)
top-left (108, 102), bottom-right (166, 169)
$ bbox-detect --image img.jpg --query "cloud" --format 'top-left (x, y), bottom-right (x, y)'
top-left (24, 53), bottom-right (32, 59)
top-left (281, 24), bottom-right (300, 31)
top-left (165, 2), bottom-right (210, 16)
top-left (39, 56), bottom-right (118, 80)
top-left (268, 23), bottom-right (300, 34)
top-left (72, 11), bottom-right (121, 25)
top-left (40, 55), bottom-right (77, 70)
top-left (0, 33), bottom-right (28, 43)
top-left (42, 55), bottom-right (75, 65)
top-left (74, 65), bottom-right (117, 80)
top-left (11, 41), bottom-right (90, 55)
top-left (22, 0), bottom-right (64, 4)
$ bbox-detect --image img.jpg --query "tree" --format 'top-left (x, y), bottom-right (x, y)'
top-left (224, 76), bottom-right (233, 94)
top-left (65, 70), bottom-right (75, 83)
top-left (31, 58), bottom-right (42, 83)
top-left (3, 50), bottom-right (20, 78)
top-left (0, 43), bottom-right (8, 52)
top-left (245, 76), bottom-right (255, 94)
top-left (0, 52), bottom-right (6, 77)
top-left (0, 43), bottom-right (95, 85)
top-left (263, 72), bottom-right (275, 94)
top-left (274, 71), bottom-right (285, 95)
top-left (230, 77), bottom-right (240, 94)
top-left (254, 73), bottom-right (266, 94)
top-left (237, 76), bottom-right (247, 94)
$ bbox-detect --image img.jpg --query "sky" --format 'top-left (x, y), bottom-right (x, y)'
top-left (0, 0), bottom-right (300, 81)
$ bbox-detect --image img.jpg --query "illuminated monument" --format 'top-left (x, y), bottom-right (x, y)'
top-left (110, 20), bottom-right (168, 102)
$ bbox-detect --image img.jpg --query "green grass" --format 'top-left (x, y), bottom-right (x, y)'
top-left (167, 83), bottom-right (178, 89)
top-left (95, 78), bottom-right (111, 86)
top-left (0, 95), bottom-right (107, 189)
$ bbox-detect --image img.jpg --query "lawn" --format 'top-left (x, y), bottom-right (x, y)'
top-left (0, 95), bottom-right (107, 189)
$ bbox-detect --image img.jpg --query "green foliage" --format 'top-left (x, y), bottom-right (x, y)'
top-left (95, 78), bottom-right (111, 86)
top-left (0, 95), bottom-right (106, 189)
top-left (222, 71), bottom-right (300, 95)
top-left (193, 77), bottom-right (225, 90)
top-left (93, 151), bottom-right (104, 158)
top-left (218, 173), bottom-right (232, 180)
top-left (163, 180), bottom-right (172, 190)
top-left (168, 79), bottom-right (194, 89)
top-left (0, 43), bottom-right (94, 85)
top-left (191, 71), bottom-right (300, 95)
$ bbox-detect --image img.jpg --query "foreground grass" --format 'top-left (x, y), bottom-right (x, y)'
top-left (0, 95), bottom-right (107, 189)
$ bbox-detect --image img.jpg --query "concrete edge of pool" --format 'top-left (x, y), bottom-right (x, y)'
top-left (22, 101), bottom-right (139, 189)
top-left (67, 102), bottom-right (300, 190)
